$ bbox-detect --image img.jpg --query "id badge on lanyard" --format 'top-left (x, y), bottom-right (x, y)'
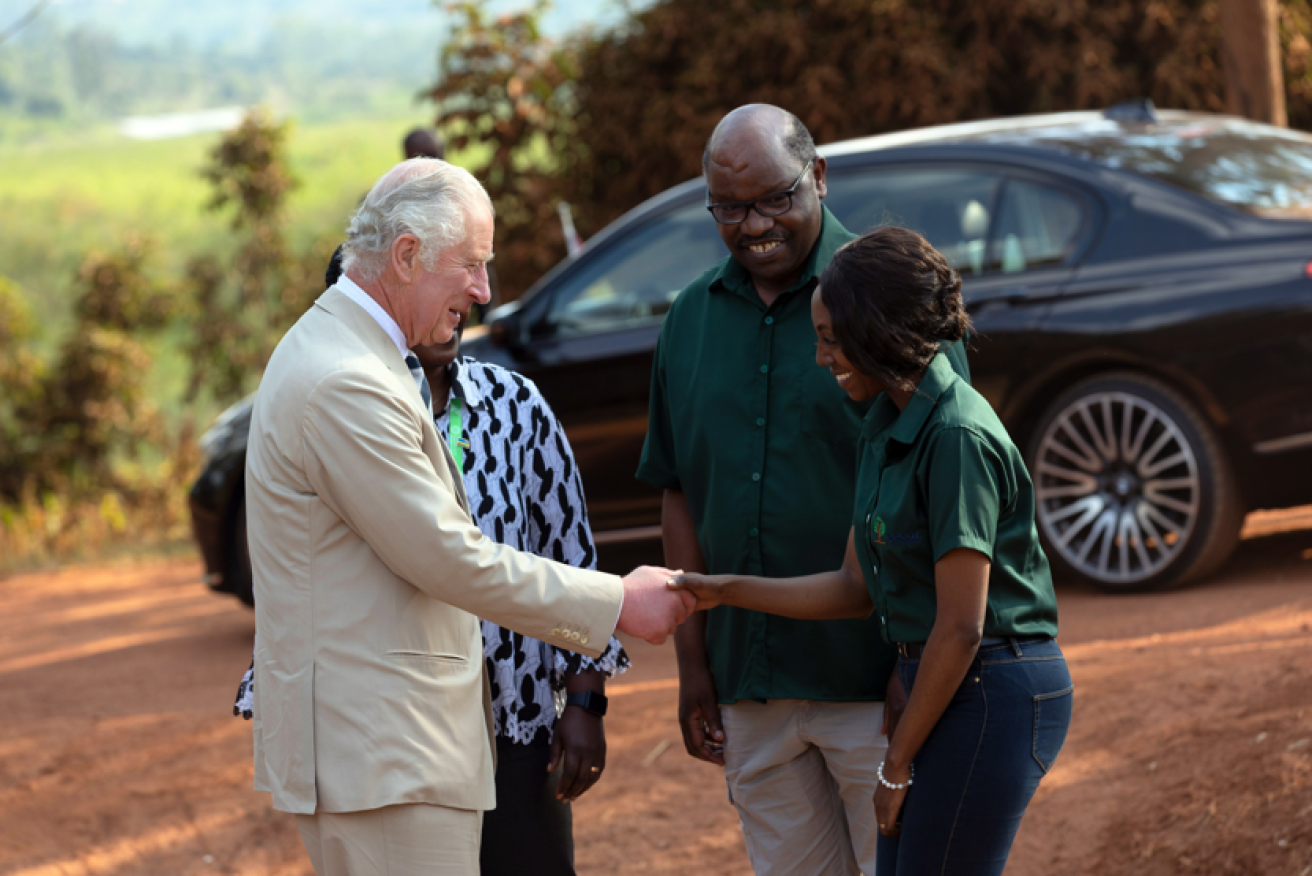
top-left (447, 396), bottom-right (468, 470)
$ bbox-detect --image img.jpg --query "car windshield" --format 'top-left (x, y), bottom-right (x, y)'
top-left (975, 119), bottom-right (1312, 219)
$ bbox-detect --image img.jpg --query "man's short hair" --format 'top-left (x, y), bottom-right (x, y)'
top-left (403, 128), bottom-right (444, 160)
top-left (702, 108), bottom-right (817, 176)
top-left (341, 159), bottom-right (491, 283)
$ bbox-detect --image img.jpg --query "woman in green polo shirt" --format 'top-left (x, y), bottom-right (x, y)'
top-left (670, 227), bottom-right (1072, 876)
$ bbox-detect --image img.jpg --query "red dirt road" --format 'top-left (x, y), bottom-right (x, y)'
top-left (3, 508), bottom-right (1312, 875)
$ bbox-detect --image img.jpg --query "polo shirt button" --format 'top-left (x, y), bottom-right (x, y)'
top-left (751, 472), bottom-right (761, 482)
top-left (759, 365), bottom-right (768, 374)
top-left (764, 316), bottom-right (774, 325)
top-left (749, 527), bottom-right (759, 537)
top-left (756, 418), bottom-right (765, 427)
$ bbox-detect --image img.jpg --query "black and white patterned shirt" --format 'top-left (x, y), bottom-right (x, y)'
top-left (437, 357), bottom-right (629, 746)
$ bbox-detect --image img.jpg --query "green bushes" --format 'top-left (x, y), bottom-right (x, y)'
top-left (0, 246), bottom-right (188, 568)
top-left (0, 111), bottom-right (328, 572)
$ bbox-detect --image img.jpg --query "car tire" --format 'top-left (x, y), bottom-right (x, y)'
top-left (230, 495), bottom-right (255, 608)
top-left (1027, 371), bottom-right (1243, 592)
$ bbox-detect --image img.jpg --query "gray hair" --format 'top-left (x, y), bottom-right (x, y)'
top-left (342, 158), bottom-right (493, 282)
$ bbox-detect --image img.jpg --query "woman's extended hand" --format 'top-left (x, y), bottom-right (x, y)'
top-left (666, 573), bottom-right (734, 611)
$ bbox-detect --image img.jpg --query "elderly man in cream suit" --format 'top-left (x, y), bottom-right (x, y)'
top-left (246, 158), bottom-right (691, 875)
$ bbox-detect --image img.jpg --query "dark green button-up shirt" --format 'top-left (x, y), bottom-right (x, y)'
top-left (637, 208), bottom-right (968, 703)
top-left (853, 349), bottom-right (1059, 645)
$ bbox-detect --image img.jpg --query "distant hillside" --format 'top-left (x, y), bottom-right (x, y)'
top-left (0, 0), bottom-right (638, 133)
top-left (6, 0), bottom-right (441, 51)
top-left (0, 0), bottom-right (628, 51)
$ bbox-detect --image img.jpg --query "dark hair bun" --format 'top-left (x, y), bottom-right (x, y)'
top-left (818, 227), bottom-right (972, 391)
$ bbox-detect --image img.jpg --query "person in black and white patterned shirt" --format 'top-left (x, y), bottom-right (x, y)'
top-left (414, 314), bottom-right (630, 876)
top-left (235, 249), bottom-right (627, 875)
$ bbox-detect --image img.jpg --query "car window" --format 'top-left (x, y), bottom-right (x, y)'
top-left (976, 118), bottom-right (1312, 219)
top-left (989, 180), bottom-right (1084, 273)
top-left (824, 168), bottom-right (1002, 275)
top-left (547, 202), bottom-right (728, 336)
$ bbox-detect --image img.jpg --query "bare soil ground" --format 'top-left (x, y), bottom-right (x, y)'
top-left (3, 508), bottom-right (1312, 875)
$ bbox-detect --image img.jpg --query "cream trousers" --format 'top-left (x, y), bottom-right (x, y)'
top-left (296, 803), bottom-right (483, 875)
top-left (722, 699), bottom-right (888, 876)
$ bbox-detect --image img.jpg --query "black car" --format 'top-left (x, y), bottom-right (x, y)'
top-left (190, 103), bottom-right (1312, 598)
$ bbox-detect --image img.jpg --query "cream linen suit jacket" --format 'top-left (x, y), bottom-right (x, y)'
top-left (247, 285), bottom-right (623, 815)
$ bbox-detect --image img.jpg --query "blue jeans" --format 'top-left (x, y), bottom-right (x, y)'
top-left (877, 637), bottom-right (1073, 876)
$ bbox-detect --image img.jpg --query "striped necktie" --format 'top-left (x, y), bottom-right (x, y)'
top-left (404, 352), bottom-right (432, 414)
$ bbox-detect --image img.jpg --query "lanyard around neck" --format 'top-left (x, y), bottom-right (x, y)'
top-left (447, 395), bottom-right (467, 471)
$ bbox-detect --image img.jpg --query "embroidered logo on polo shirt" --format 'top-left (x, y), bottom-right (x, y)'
top-left (871, 516), bottom-right (922, 547)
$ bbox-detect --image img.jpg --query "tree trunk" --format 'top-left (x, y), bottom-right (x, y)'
top-left (1218, 0), bottom-right (1287, 126)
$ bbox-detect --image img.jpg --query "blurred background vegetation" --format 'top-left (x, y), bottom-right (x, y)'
top-left (1, 0), bottom-right (1310, 571)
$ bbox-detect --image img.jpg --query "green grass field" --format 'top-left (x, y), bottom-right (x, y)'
top-left (0, 107), bottom-right (464, 333)
top-left (0, 107), bottom-right (493, 430)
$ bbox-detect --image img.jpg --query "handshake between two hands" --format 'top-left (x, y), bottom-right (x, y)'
top-left (614, 567), bottom-right (725, 645)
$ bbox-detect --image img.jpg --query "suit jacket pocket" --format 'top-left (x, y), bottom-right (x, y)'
top-left (386, 651), bottom-right (469, 674)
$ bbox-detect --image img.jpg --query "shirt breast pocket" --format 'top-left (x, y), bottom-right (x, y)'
top-left (794, 366), bottom-right (863, 447)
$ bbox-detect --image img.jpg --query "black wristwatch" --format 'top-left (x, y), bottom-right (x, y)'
top-left (565, 690), bottom-right (608, 718)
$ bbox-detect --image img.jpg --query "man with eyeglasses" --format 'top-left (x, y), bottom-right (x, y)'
top-left (637, 105), bottom-right (969, 875)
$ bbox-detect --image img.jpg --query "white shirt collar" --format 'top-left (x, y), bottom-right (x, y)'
top-left (336, 275), bottom-right (409, 359)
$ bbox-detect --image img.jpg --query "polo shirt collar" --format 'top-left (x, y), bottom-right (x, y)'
top-left (709, 205), bottom-right (848, 302)
top-left (861, 349), bottom-right (960, 445)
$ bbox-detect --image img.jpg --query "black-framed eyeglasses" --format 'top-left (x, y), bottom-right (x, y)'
top-left (706, 158), bottom-right (814, 225)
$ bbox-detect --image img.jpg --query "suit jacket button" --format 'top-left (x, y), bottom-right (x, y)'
top-left (579, 636), bottom-right (589, 646)
top-left (569, 631), bottom-right (581, 642)
top-left (551, 629), bottom-right (562, 638)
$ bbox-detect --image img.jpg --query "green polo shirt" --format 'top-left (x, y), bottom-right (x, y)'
top-left (637, 208), bottom-right (969, 703)
top-left (853, 349), bottom-right (1059, 645)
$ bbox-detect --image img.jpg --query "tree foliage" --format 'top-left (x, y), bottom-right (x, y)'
top-left (185, 108), bottom-right (326, 402)
top-left (0, 244), bottom-right (166, 501)
top-left (425, 0), bottom-right (584, 297)
top-left (0, 277), bottom-right (42, 497)
top-left (568, 0), bottom-right (1312, 229)
top-left (430, 0), bottom-right (1312, 300)
top-left (1, 108), bottom-right (333, 564)
top-left (74, 236), bottom-right (172, 331)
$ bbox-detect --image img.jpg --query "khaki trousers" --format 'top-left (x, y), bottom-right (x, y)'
top-left (295, 803), bottom-right (483, 875)
top-left (721, 700), bottom-right (887, 876)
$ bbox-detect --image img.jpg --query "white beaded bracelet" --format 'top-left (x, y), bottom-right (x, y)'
top-left (877, 761), bottom-right (914, 790)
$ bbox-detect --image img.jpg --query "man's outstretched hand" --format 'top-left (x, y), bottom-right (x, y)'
top-left (617, 566), bottom-right (695, 644)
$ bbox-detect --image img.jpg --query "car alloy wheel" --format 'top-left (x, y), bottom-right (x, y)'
top-left (1029, 372), bottom-right (1241, 591)
top-left (1035, 392), bottom-right (1200, 585)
